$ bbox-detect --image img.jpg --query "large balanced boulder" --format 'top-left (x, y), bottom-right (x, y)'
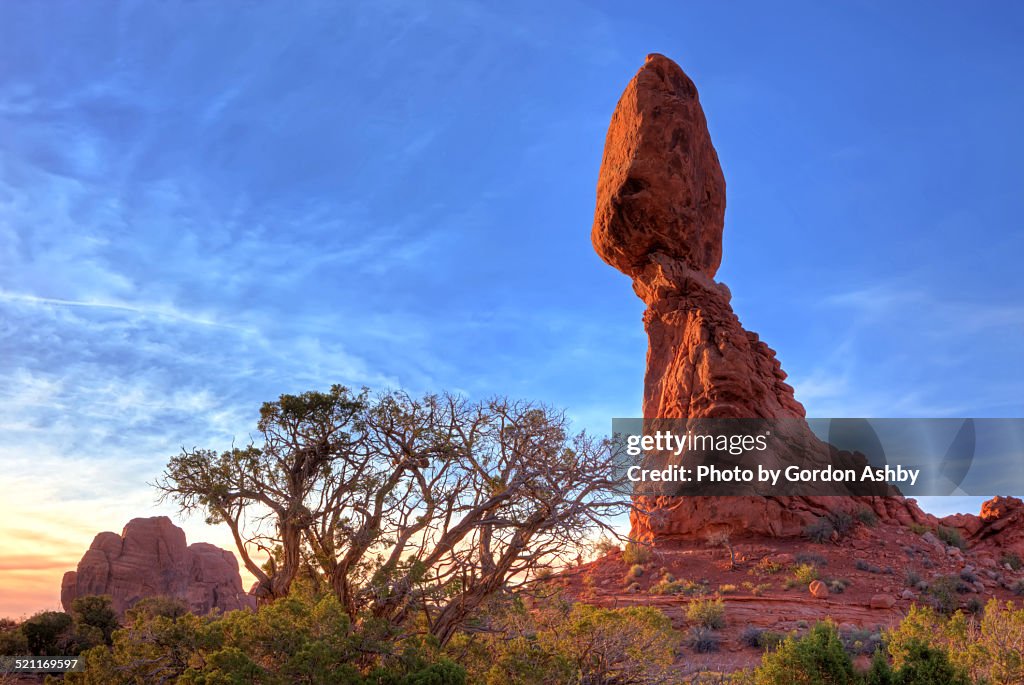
top-left (592, 54), bottom-right (930, 540)
top-left (60, 516), bottom-right (254, 615)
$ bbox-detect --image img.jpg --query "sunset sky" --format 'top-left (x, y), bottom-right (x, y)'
top-left (2, 2), bottom-right (1022, 617)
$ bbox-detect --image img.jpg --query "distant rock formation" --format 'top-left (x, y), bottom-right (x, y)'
top-left (60, 516), bottom-right (254, 615)
top-left (592, 54), bottom-right (930, 540)
top-left (943, 496), bottom-right (1024, 560)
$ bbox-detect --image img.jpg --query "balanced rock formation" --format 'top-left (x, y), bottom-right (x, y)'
top-left (592, 54), bottom-right (930, 540)
top-left (61, 516), bottom-right (254, 615)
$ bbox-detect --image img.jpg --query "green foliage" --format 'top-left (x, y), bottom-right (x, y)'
top-left (925, 576), bottom-right (962, 615)
top-left (621, 541), bottom-right (651, 566)
top-left (792, 563), bottom-right (819, 585)
top-left (909, 523), bottom-right (930, 536)
top-left (465, 602), bottom-right (676, 685)
top-left (802, 517), bottom-right (835, 544)
top-left (627, 564), bottom-right (644, 578)
top-left (905, 570), bottom-right (922, 588)
top-left (126, 595), bottom-right (189, 621)
top-left (1000, 552), bottom-right (1022, 571)
top-left (686, 598), bottom-right (726, 630)
top-left (64, 592), bottom-right (467, 685)
top-left (830, 510), bottom-right (855, 537)
top-left (893, 639), bottom-right (970, 685)
top-left (21, 610), bottom-right (72, 656)
top-left (688, 626), bottom-right (720, 653)
top-left (936, 526), bottom-right (966, 550)
top-left (0, 619), bottom-right (28, 656)
top-left (863, 650), bottom-right (895, 685)
top-left (753, 622), bottom-right (857, 685)
top-left (827, 578), bottom-right (850, 594)
top-left (71, 595), bottom-right (118, 645)
top-left (741, 627), bottom-right (786, 651)
top-left (753, 557), bottom-right (784, 575)
top-left (856, 507), bottom-right (880, 527)
top-left (548, 605), bottom-right (677, 684)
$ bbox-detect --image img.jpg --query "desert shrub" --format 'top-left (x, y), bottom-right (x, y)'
top-left (856, 559), bottom-right (883, 574)
top-left (753, 622), bottom-right (857, 685)
top-left (21, 610), bottom-right (72, 656)
top-left (126, 595), bottom-right (189, 621)
top-left (959, 568), bottom-right (978, 584)
top-left (71, 595), bottom-right (118, 645)
top-left (686, 598), bottom-right (726, 630)
top-left (802, 517), bottom-right (835, 544)
top-left (905, 570), bottom-right (922, 588)
top-left (1012, 579), bottom-right (1024, 596)
top-left (626, 581), bottom-right (642, 593)
top-left (965, 597), bottom-right (983, 615)
top-left (648, 579), bottom-right (685, 595)
top-left (0, 621), bottom-right (28, 656)
top-left (539, 604), bottom-right (678, 685)
top-left (839, 627), bottom-right (882, 656)
top-left (830, 511), bottom-right (855, 537)
top-left (795, 552), bottom-right (827, 567)
top-left (755, 631), bottom-right (786, 651)
top-left (649, 577), bottom-right (707, 596)
top-left (863, 650), bottom-right (895, 685)
top-left (741, 627), bottom-right (764, 648)
top-left (909, 523), bottom-right (930, 535)
top-left (742, 582), bottom-right (771, 597)
top-left (792, 563), bottom-right (819, 584)
top-left (856, 507), bottom-right (880, 527)
top-left (687, 626), bottom-right (720, 653)
top-left (753, 558), bottom-right (784, 575)
top-left (1000, 552), bottom-right (1022, 571)
top-left (627, 564), bottom-right (644, 578)
top-left (936, 526), bottom-right (965, 550)
top-left (893, 639), bottom-right (970, 685)
top-left (593, 536), bottom-right (620, 557)
top-left (718, 584), bottom-right (737, 594)
top-left (621, 541), bottom-right (651, 566)
top-left (926, 576), bottom-right (961, 615)
top-left (827, 578), bottom-right (850, 594)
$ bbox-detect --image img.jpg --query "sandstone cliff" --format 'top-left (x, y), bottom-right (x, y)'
top-left (60, 516), bottom-right (254, 615)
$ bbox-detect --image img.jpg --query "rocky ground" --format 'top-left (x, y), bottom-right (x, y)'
top-left (555, 510), bottom-right (1024, 677)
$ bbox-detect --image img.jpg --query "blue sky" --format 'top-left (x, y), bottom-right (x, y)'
top-left (1, 2), bottom-right (1022, 613)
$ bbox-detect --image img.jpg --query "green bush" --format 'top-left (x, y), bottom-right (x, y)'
top-left (687, 626), bottom-right (720, 653)
top-left (802, 517), bottom-right (835, 544)
top-left (71, 595), bottom-right (118, 645)
top-left (926, 576), bottom-right (962, 615)
top-left (753, 622), bottom-right (857, 685)
top-left (621, 541), bottom-right (651, 566)
top-left (893, 639), bottom-right (970, 685)
top-left (792, 563), bottom-right (819, 584)
top-left (0, 621), bottom-right (28, 656)
top-left (1000, 552), bottom-right (1022, 571)
top-left (21, 610), bottom-right (72, 656)
top-left (863, 650), bottom-right (895, 685)
top-left (856, 507), bottom-right (880, 527)
top-left (831, 511), bottom-right (855, 536)
top-left (686, 598), bottom-right (726, 630)
top-left (936, 526), bottom-right (965, 550)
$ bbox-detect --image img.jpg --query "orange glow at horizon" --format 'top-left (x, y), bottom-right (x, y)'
top-left (0, 491), bottom-right (264, 619)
